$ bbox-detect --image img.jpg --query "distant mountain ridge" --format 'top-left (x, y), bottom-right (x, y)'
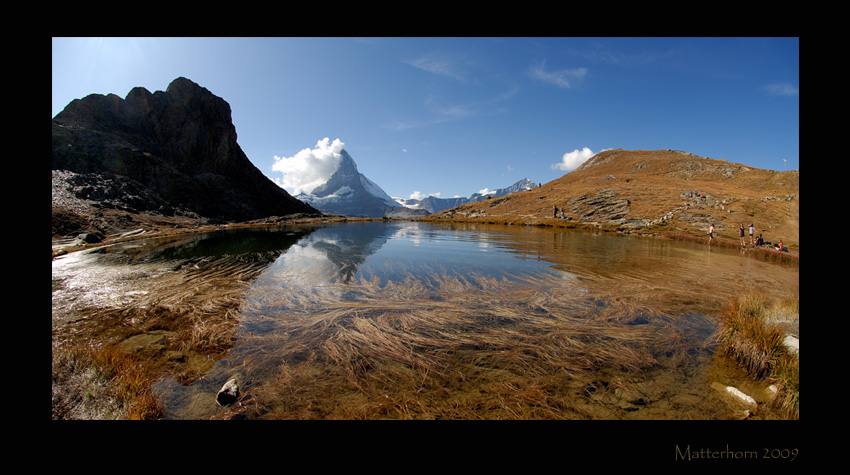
top-left (395, 178), bottom-right (539, 214)
top-left (290, 144), bottom-right (538, 218)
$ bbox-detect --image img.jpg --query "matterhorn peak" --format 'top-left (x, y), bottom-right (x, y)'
top-left (284, 141), bottom-right (425, 218)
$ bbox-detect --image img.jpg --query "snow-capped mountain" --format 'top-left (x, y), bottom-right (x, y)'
top-left (295, 149), bottom-right (428, 218)
top-left (394, 178), bottom-right (539, 214)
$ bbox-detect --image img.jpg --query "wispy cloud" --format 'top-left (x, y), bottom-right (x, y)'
top-left (567, 43), bottom-right (679, 67)
top-left (761, 82), bottom-right (799, 97)
top-left (530, 59), bottom-right (587, 89)
top-left (393, 50), bottom-right (517, 131)
top-left (385, 88), bottom-right (514, 132)
top-left (406, 53), bottom-right (468, 81)
top-left (426, 96), bottom-right (474, 120)
top-left (384, 114), bottom-right (459, 132)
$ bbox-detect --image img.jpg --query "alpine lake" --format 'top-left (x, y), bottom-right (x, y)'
top-left (52, 220), bottom-right (799, 420)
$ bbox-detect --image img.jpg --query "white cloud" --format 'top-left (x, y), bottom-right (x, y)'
top-left (551, 147), bottom-right (596, 172)
top-left (761, 82), bottom-right (799, 97)
top-left (272, 138), bottom-right (345, 195)
top-left (530, 59), bottom-right (587, 89)
top-left (409, 191), bottom-right (441, 200)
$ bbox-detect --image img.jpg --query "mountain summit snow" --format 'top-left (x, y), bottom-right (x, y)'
top-left (396, 178), bottom-right (539, 214)
top-left (277, 139), bottom-right (537, 218)
top-left (293, 148), bottom-right (427, 218)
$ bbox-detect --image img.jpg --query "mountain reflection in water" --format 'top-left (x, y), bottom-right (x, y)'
top-left (53, 221), bottom-right (799, 420)
top-left (256, 221), bottom-right (566, 287)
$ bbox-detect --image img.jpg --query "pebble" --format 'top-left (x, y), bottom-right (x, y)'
top-left (710, 382), bottom-right (757, 407)
top-left (216, 378), bottom-right (239, 406)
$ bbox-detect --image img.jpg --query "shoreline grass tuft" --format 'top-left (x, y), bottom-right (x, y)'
top-left (715, 292), bottom-right (799, 419)
top-left (52, 344), bottom-right (163, 420)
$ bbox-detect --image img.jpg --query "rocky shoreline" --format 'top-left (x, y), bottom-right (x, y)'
top-left (52, 168), bottom-right (355, 256)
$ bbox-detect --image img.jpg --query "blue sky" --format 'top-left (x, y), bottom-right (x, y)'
top-left (52, 37), bottom-right (799, 201)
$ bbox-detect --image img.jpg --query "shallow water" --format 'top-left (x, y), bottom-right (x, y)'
top-left (52, 221), bottom-right (799, 419)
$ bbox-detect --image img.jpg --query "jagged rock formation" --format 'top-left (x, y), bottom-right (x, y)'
top-left (52, 77), bottom-right (320, 225)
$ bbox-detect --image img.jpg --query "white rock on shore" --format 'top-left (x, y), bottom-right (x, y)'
top-left (783, 335), bottom-right (799, 355)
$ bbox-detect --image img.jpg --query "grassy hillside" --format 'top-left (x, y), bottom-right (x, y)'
top-left (425, 149), bottom-right (799, 253)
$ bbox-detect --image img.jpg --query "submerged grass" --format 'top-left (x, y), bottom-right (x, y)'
top-left (224, 267), bottom-right (715, 419)
top-left (54, 250), bottom-right (725, 420)
top-left (715, 292), bottom-right (799, 419)
top-left (52, 253), bottom-right (274, 419)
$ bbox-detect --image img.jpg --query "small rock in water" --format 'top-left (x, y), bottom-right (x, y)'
top-left (216, 378), bottom-right (239, 406)
top-left (725, 386), bottom-right (757, 407)
top-left (710, 382), bottom-right (757, 407)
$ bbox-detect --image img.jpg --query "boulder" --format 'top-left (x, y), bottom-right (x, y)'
top-left (76, 232), bottom-right (104, 244)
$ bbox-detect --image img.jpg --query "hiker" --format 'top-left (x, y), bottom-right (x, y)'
top-left (755, 233), bottom-right (764, 246)
top-left (775, 240), bottom-right (784, 252)
top-left (559, 207), bottom-right (565, 219)
top-left (749, 223), bottom-right (755, 245)
top-left (739, 224), bottom-right (746, 246)
top-left (553, 205), bottom-right (558, 218)
top-left (708, 223), bottom-right (715, 245)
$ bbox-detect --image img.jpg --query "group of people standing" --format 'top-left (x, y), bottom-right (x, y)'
top-left (708, 222), bottom-right (784, 251)
top-left (739, 223), bottom-right (755, 246)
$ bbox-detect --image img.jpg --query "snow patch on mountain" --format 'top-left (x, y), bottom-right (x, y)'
top-left (360, 174), bottom-right (397, 207)
top-left (395, 178), bottom-right (538, 214)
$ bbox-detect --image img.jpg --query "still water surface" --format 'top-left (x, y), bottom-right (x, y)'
top-left (52, 221), bottom-right (799, 419)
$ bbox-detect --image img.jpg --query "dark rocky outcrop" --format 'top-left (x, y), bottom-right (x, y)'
top-left (568, 188), bottom-right (630, 224)
top-left (52, 77), bottom-right (320, 223)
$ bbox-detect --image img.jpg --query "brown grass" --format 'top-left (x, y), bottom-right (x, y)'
top-left (714, 292), bottom-right (799, 418)
top-left (425, 149), bottom-right (799, 252)
top-left (52, 253), bottom-right (275, 418)
top-left (52, 344), bottom-right (163, 420)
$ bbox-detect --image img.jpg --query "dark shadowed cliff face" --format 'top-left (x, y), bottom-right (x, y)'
top-left (52, 77), bottom-right (320, 222)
